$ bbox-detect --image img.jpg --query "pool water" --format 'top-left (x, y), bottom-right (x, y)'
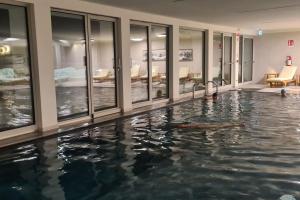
top-left (1, 91), bottom-right (300, 200)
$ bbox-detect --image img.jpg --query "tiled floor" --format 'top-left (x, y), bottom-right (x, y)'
top-left (239, 84), bottom-right (300, 94)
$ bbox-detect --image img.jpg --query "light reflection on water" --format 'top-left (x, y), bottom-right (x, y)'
top-left (0, 91), bottom-right (300, 199)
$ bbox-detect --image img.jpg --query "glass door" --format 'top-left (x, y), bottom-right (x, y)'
top-left (243, 38), bottom-right (253, 82)
top-left (213, 33), bottom-right (223, 85)
top-left (151, 25), bottom-right (169, 99)
top-left (223, 35), bottom-right (232, 85)
top-left (238, 37), bottom-right (254, 83)
top-left (213, 33), bottom-right (233, 86)
top-left (89, 16), bottom-right (118, 112)
top-left (238, 36), bottom-right (243, 83)
top-left (130, 24), bottom-right (150, 103)
top-left (52, 11), bottom-right (89, 121)
top-left (130, 22), bottom-right (169, 104)
top-left (179, 28), bottom-right (205, 94)
top-left (0, 4), bottom-right (35, 131)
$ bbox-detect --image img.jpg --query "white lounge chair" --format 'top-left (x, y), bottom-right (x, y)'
top-left (0, 68), bottom-right (30, 85)
top-left (93, 68), bottom-right (114, 82)
top-left (131, 64), bottom-right (141, 78)
top-left (179, 66), bottom-right (190, 83)
top-left (267, 66), bottom-right (297, 87)
top-left (152, 66), bottom-right (159, 78)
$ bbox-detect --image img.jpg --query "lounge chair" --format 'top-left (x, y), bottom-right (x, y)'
top-left (0, 68), bottom-right (30, 85)
top-left (54, 67), bottom-right (87, 87)
top-left (267, 66), bottom-right (297, 87)
top-left (131, 64), bottom-right (141, 82)
top-left (151, 66), bottom-right (161, 82)
top-left (179, 66), bottom-right (190, 83)
top-left (93, 69), bottom-right (114, 83)
top-left (191, 73), bottom-right (203, 84)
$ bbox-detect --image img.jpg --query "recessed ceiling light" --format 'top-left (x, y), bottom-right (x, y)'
top-left (156, 33), bottom-right (166, 38)
top-left (3, 38), bottom-right (19, 42)
top-left (130, 38), bottom-right (143, 42)
top-left (59, 40), bottom-right (69, 44)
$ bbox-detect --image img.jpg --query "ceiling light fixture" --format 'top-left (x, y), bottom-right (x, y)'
top-left (257, 29), bottom-right (263, 36)
top-left (59, 40), bottom-right (69, 44)
top-left (156, 33), bottom-right (166, 38)
top-left (130, 38), bottom-right (143, 42)
top-left (3, 38), bottom-right (19, 42)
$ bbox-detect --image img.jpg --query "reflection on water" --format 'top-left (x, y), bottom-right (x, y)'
top-left (0, 88), bottom-right (33, 131)
top-left (1, 91), bottom-right (300, 199)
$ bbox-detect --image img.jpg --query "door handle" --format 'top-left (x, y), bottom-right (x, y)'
top-left (117, 58), bottom-right (121, 72)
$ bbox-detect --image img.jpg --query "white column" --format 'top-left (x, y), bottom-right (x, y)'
top-left (205, 29), bottom-right (214, 95)
top-left (118, 17), bottom-right (132, 112)
top-left (30, 1), bottom-right (58, 132)
top-left (232, 33), bottom-right (240, 88)
top-left (169, 24), bottom-right (180, 101)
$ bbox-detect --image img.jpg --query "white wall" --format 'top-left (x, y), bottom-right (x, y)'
top-left (254, 31), bottom-right (300, 83)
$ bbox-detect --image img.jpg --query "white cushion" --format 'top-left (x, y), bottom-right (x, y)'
top-left (131, 64), bottom-right (140, 77)
top-left (95, 69), bottom-right (109, 78)
top-left (152, 66), bottom-right (159, 77)
top-left (278, 66), bottom-right (297, 79)
top-left (179, 66), bottom-right (189, 78)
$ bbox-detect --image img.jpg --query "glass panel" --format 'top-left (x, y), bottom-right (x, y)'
top-left (151, 26), bottom-right (168, 99)
top-left (238, 36), bottom-right (243, 83)
top-left (90, 19), bottom-right (117, 111)
top-left (130, 24), bottom-right (149, 103)
top-left (0, 5), bottom-right (34, 131)
top-left (213, 33), bottom-right (222, 85)
top-left (243, 38), bottom-right (253, 82)
top-left (52, 12), bottom-right (89, 120)
top-left (179, 29), bottom-right (205, 94)
top-left (224, 36), bottom-right (232, 85)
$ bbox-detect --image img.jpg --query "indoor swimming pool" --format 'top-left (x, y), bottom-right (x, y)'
top-left (1, 91), bottom-right (300, 200)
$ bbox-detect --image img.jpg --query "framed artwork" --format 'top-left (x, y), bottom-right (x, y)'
top-left (143, 49), bottom-right (166, 61)
top-left (179, 49), bottom-right (193, 62)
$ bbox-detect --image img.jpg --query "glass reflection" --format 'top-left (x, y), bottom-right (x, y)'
top-left (213, 33), bottom-right (222, 85)
top-left (224, 36), bottom-right (232, 85)
top-left (151, 26), bottom-right (169, 99)
top-left (0, 5), bottom-right (34, 131)
top-left (243, 38), bottom-right (253, 82)
top-left (51, 12), bottom-right (89, 120)
top-left (130, 24), bottom-right (149, 103)
top-left (179, 29), bottom-right (205, 94)
top-left (90, 19), bottom-right (117, 111)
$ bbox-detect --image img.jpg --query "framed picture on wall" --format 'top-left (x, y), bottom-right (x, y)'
top-left (179, 49), bottom-right (193, 62)
top-left (152, 49), bottom-right (166, 61)
top-left (143, 49), bottom-right (166, 62)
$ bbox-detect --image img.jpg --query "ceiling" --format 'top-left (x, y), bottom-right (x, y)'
top-left (83, 0), bottom-right (300, 31)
